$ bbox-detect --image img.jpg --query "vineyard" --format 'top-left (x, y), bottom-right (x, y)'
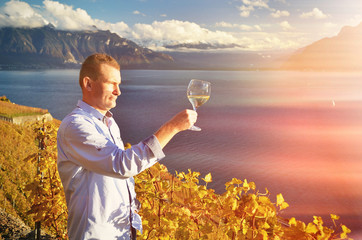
top-left (0, 96), bottom-right (48, 118)
top-left (0, 118), bottom-right (353, 239)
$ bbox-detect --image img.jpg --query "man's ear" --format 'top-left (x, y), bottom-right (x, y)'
top-left (82, 76), bottom-right (92, 91)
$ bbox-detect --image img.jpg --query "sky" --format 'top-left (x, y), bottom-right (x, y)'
top-left (0, 0), bottom-right (361, 52)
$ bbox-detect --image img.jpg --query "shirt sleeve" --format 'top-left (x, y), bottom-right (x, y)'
top-left (59, 115), bottom-right (165, 179)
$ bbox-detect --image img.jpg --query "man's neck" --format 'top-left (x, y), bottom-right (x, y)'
top-left (82, 98), bottom-right (108, 116)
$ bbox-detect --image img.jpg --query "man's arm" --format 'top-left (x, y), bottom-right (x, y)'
top-left (154, 109), bottom-right (197, 149)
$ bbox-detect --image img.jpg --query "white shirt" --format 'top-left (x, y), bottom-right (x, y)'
top-left (57, 100), bottom-right (165, 240)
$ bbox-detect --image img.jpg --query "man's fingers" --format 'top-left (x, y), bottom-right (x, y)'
top-left (186, 109), bottom-right (198, 125)
top-left (171, 109), bottom-right (198, 131)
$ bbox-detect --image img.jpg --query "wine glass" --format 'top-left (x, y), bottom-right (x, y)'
top-left (187, 79), bottom-right (211, 131)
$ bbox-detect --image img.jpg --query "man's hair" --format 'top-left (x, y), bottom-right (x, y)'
top-left (79, 53), bottom-right (120, 89)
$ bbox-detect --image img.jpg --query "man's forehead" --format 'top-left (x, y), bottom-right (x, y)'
top-left (99, 63), bottom-right (120, 73)
top-left (99, 64), bottom-right (121, 80)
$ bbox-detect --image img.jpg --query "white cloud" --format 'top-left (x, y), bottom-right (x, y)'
top-left (0, 0), bottom-right (48, 28)
top-left (254, 25), bottom-right (262, 31)
top-left (300, 8), bottom-right (328, 19)
top-left (95, 20), bottom-right (131, 37)
top-left (324, 22), bottom-right (337, 29)
top-left (215, 21), bottom-right (254, 31)
top-left (238, 0), bottom-right (270, 18)
top-left (271, 10), bottom-right (290, 18)
top-left (239, 5), bottom-right (254, 18)
top-left (238, 24), bottom-right (254, 31)
top-left (349, 14), bottom-right (362, 25)
top-left (215, 21), bottom-right (234, 28)
top-left (131, 20), bottom-right (239, 50)
top-left (0, 0), bottom-right (131, 36)
top-left (43, 0), bottom-right (95, 30)
top-left (0, 0), bottom-right (304, 51)
top-left (280, 21), bottom-right (292, 30)
top-left (133, 10), bottom-right (146, 17)
top-left (242, 0), bottom-right (269, 8)
top-left (231, 32), bottom-right (303, 51)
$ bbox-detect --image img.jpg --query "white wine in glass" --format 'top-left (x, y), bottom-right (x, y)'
top-left (187, 79), bottom-right (211, 131)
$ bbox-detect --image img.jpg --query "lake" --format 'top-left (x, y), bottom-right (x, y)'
top-left (1, 69), bottom-right (362, 237)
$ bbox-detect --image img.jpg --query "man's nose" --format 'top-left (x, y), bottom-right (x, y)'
top-left (114, 85), bottom-right (121, 96)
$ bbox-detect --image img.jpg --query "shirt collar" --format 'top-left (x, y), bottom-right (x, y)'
top-left (77, 100), bottom-right (113, 124)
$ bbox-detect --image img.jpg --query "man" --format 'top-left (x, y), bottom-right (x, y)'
top-left (57, 53), bottom-right (197, 239)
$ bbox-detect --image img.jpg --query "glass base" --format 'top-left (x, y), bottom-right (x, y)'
top-left (189, 125), bottom-right (201, 131)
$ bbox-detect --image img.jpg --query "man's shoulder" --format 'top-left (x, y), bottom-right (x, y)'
top-left (59, 108), bottom-right (95, 133)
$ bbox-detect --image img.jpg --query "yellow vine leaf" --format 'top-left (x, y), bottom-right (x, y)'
top-left (232, 198), bottom-right (238, 211)
top-left (341, 225), bottom-right (351, 239)
top-left (289, 217), bottom-right (297, 227)
top-left (198, 189), bottom-right (208, 198)
top-left (225, 178), bottom-right (243, 187)
top-left (330, 214), bottom-right (340, 220)
top-left (243, 179), bottom-right (249, 188)
top-left (276, 193), bottom-right (289, 210)
top-left (306, 222), bottom-right (318, 234)
top-left (259, 196), bottom-right (270, 205)
top-left (202, 173), bottom-right (212, 183)
top-left (124, 142), bottom-right (132, 149)
top-left (182, 207), bottom-right (191, 217)
top-left (281, 202), bottom-right (289, 210)
top-left (276, 193), bottom-right (284, 205)
top-left (313, 216), bottom-right (323, 226)
top-left (260, 229), bottom-right (268, 240)
top-left (262, 222), bottom-right (270, 229)
top-left (249, 181), bottom-right (256, 190)
top-left (242, 221), bottom-right (248, 235)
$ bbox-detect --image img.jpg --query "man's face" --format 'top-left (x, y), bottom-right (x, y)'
top-left (90, 64), bottom-right (121, 113)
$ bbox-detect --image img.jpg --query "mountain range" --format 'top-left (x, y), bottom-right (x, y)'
top-left (0, 22), bottom-right (361, 71)
top-left (0, 24), bottom-right (173, 69)
top-left (282, 22), bottom-right (362, 71)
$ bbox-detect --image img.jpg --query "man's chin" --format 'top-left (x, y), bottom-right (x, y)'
top-left (110, 102), bottom-right (117, 109)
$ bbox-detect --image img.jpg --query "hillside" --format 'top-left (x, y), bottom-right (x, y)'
top-left (0, 25), bottom-right (174, 69)
top-left (0, 119), bottom-right (40, 237)
top-left (0, 117), bottom-right (60, 239)
top-left (282, 22), bottom-right (362, 71)
top-left (0, 96), bottom-right (53, 124)
top-left (0, 96), bottom-right (48, 117)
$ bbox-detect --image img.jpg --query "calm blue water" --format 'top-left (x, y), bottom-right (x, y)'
top-left (1, 69), bottom-right (362, 236)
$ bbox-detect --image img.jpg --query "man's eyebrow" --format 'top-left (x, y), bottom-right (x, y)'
top-left (105, 79), bottom-right (120, 84)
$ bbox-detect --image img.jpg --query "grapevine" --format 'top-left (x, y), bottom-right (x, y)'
top-left (134, 163), bottom-right (352, 240)
top-left (24, 121), bottom-right (68, 239)
top-left (18, 122), bottom-right (352, 240)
